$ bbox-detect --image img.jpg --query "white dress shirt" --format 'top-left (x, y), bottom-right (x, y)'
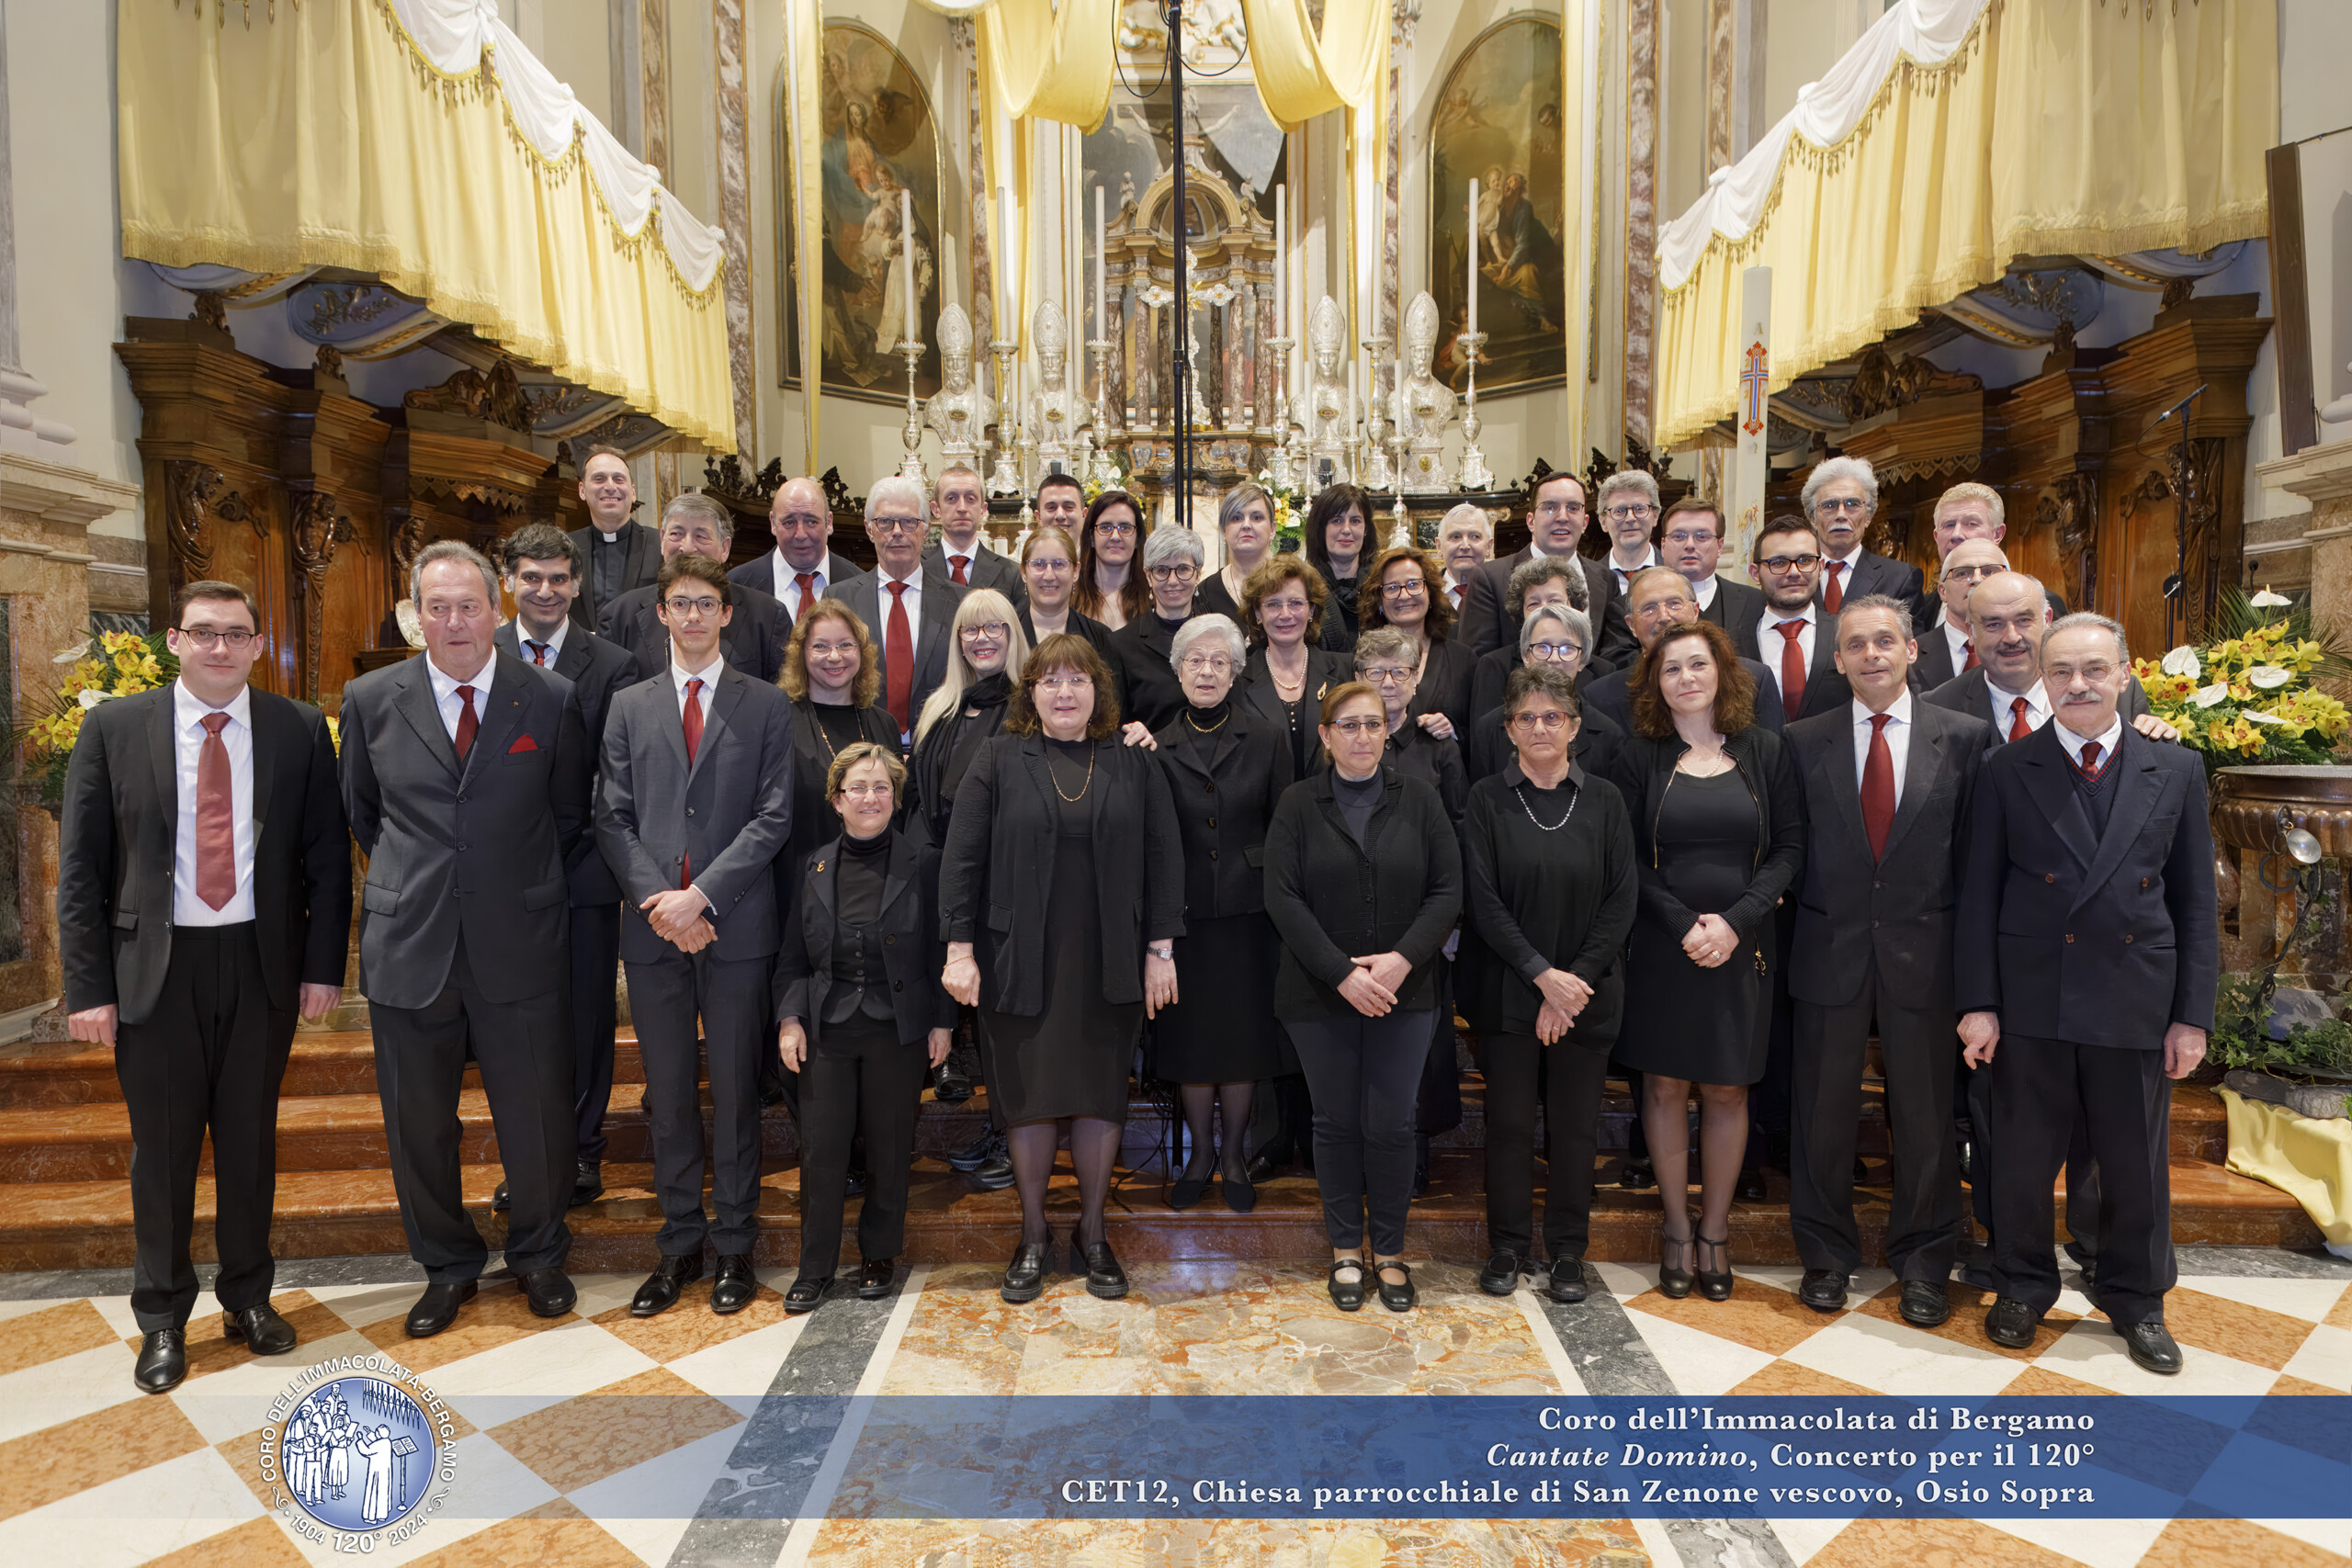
top-left (1758, 603), bottom-right (1819, 680)
top-left (671, 650), bottom-right (725, 719)
top-left (514, 615), bottom-right (570, 667)
top-left (1608, 547), bottom-right (1659, 592)
top-left (1850, 689), bottom-right (1914, 807)
top-left (1986, 676), bottom-right (2052, 737)
top-left (1824, 546), bottom-right (1864, 575)
top-left (2055, 711), bottom-right (2124, 771)
top-left (1690, 573), bottom-right (1719, 613)
top-left (1939, 614), bottom-right (1972, 672)
top-left (941, 539), bottom-right (989, 582)
top-left (424, 654), bottom-right (496, 744)
top-left (773, 547), bottom-right (831, 604)
top-left (876, 569), bottom-right (925, 660)
top-left (172, 680), bottom-right (257, 925)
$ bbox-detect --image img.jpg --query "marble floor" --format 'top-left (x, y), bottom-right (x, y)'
top-left (0, 1243), bottom-right (2345, 1567)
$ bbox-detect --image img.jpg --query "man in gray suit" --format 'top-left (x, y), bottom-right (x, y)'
top-left (339, 541), bottom-right (593, 1337)
top-left (601, 494), bottom-right (794, 682)
top-left (597, 553), bottom-right (796, 1318)
top-left (923, 463), bottom-right (1025, 609)
top-left (827, 474), bottom-right (967, 748)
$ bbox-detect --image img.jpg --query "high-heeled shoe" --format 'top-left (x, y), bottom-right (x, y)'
top-left (1695, 1232), bottom-right (1735, 1302)
top-left (1070, 1235), bottom-right (1128, 1300)
top-left (1657, 1224), bottom-right (1695, 1300)
top-left (1001, 1238), bottom-right (1049, 1303)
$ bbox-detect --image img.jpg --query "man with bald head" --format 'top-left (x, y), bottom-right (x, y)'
top-left (1578, 567), bottom-right (1784, 738)
top-left (731, 477), bottom-right (865, 622)
top-left (1915, 538), bottom-right (2007, 691)
top-left (1914, 481), bottom-right (2068, 633)
top-left (1923, 570), bottom-right (2159, 751)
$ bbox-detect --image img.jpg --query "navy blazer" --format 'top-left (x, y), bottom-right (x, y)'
top-left (495, 620), bottom-right (645, 907)
top-left (1922, 667), bottom-right (2150, 753)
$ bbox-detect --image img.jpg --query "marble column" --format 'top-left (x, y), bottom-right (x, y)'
top-left (2256, 438), bottom-right (2352, 698)
top-left (1381, 3), bottom-right (1416, 425)
top-left (1624, 0), bottom-right (1657, 451)
top-left (715, 0), bottom-right (754, 457)
top-left (640, 0), bottom-right (672, 186)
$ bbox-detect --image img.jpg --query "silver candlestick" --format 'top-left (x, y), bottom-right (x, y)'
top-left (1086, 337), bottom-right (1122, 489)
top-left (985, 338), bottom-right (1023, 497)
top-left (1455, 331), bottom-right (1492, 491)
top-left (1360, 335), bottom-right (1394, 492)
top-left (1262, 333), bottom-right (1298, 490)
top-left (1388, 418), bottom-right (1410, 547)
top-left (896, 336), bottom-right (929, 483)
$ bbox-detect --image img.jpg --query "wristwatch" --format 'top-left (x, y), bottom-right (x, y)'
top-left (1147, 943), bottom-right (1173, 962)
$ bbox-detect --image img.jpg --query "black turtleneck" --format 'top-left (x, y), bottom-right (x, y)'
top-left (965, 671), bottom-right (1012, 710)
top-left (1332, 766), bottom-right (1383, 846)
top-left (826, 828), bottom-right (897, 1024)
top-left (1179, 697), bottom-right (1232, 739)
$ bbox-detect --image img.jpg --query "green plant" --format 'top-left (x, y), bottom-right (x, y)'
top-left (2207, 972), bottom-right (2352, 1077)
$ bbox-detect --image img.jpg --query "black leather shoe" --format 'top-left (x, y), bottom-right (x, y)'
top-left (784, 1276), bottom-right (829, 1313)
top-left (520, 1266), bottom-right (576, 1318)
top-left (632, 1255), bottom-right (701, 1317)
top-left (1223, 1170), bottom-right (1256, 1213)
top-left (492, 1180), bottom-right (512, 1213)
top-left (1328, 1258), bottom-right (1366, 1312)
top-left (1001, 1239), bottom-right (1048, 1303)
top-left (973, 1149), bottom-right (1016, 1190)
top-left (1736, 1168), bottom-right (1767, 1202)
top-left (1984, 1296), bottom-right (2042, 1349)
top-left (1073, 1236), bottom-right (1128, 1300)
top-left (1620, 1156), bottom-right (1656, 1191)
top-left (569, 1162), bottom-right (605, 1207)
top-left (1657, 1228), bottom-right (1694, 1300)
top-left (933, 1057), bottom-right (974, 1104)
top-left (405, 1280), bottom-right (477, 1338)
top-left (1798, 1269), bottom-right (1849, 1314)
top-left (134, 1328), bottom-right (187, 1393)
top-left (1545, 1258), bottom-right (1590, 1304)
top-left (1168, 1172), bottom-right (1210, 1210)
top-left (710, 1254), bottom-right (758, 1314)
top-left (1479, 1250), bottom-right (1525, 1296)
top-left (1246, 1152), bottom-right (1281, 1184)
top-left (222, 1303), bottom-right (298, 1355)
top-left (1695, 1234), bottom-right (1735, 1302)
top-left (843, 1167), bottom-right (867, 1198)
top-left (855, 1258), bottom-right (896, 1299)
top-left (946, 1127), bottom-right (1000, 1171)
top-left (2120, 1319), bottom-right (2183, 1375)
top-left (1376, 1260), bottom-right (1416, 1313)
top-left (1900, 1280), bottom-right (1952, 1327)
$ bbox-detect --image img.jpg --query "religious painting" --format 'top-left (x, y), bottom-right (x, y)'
top-left (775, 22), bottom-right (942, 402)
top-left (1428, 15), bottom-right (1566, 398)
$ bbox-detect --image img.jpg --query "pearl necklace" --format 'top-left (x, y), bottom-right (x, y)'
top-left (1513, 776), bottom-right (1579, 831)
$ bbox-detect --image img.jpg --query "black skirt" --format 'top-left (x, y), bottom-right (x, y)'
top-left (1149, 911), bottom-right (1282, 1084)
top-left (1618, 770), bottom-right (1770, 1086)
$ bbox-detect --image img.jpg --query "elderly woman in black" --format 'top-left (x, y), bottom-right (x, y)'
top-left (1609, 619), bottom-right (1803, 1302)
top-left (1459, 665), bottom-right (1637, 1304)
top-left (1465, 605), bottom-right (1622, 784)
top-left (1238, 554), bottom-right (1352, 779)
top-left (1151, 614), bottom-right (1295, 1213)
top-left (941, 634), bottom-right (1184, 1303)
top-left (1351, 626), bottom-right (1468, 821)
top-left (1109, 526), bottom-right (1205, 733)
top-left (1264, 682), bottom-right (1462, 1314)
top-left (775, 744), bottom-right (955, 1313)
top-left (1302, 484), bottom-right (1371, 651)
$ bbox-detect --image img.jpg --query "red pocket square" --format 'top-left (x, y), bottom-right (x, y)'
top-left (507, 735), bottom-right (539, 754)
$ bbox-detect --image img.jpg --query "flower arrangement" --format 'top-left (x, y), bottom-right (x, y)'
top-left (19, 630), bottom-right (179, 803)
top-left (1255, 466), bottom-right (1306, 555)
top-left (2133, 588), bottom-right (2351, 772)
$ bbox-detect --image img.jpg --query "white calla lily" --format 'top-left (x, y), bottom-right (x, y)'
top-left (2245, 711), bottom-right (2287, 725)
top-left (2189, 683), bottom-right (2230, 709)
top-left (2159, 646), bottom-right (2200, 678)
top-left (2250, 588), bottom-right (2291, 608)
top-left (77, 688), bottom-right (107, 710)
top-left (2248, 666), bottom-right (2291, 689)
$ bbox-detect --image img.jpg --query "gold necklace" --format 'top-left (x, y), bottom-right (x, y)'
top-left (1186, 707), bottom-right (1229, 733)
top-left (1046, 742), bottom-right (1096, 802)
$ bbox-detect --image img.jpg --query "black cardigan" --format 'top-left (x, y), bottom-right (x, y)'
top-left (1151, 704), bottom-right (1296, 920)
top-left (773, 829), bottom-right (957, 1048)
top-left (939, 733), bottom-right (1186, 1015)
top-left (777, 698), bottom-right (905, 903)
top-left (1457, 761), bottom-right (1639, 1043)
top-left (1607, 725), bottom-right (1805, 949)
top-left (1263, 766), bottom-right (1464, 1022)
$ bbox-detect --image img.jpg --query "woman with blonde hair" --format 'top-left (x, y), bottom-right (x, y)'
top-left (1195, 481), bottom-right (1277, 624)
top-left (910, 589), bottom-right (1029, 849)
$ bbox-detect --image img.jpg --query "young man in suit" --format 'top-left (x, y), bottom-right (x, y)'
top-left (1035, 471), bottom-right (1087, 534)
top-left (1662, 496), bottom-right (1766, 639)
top-left (1958, 615), bottom-right (2216, 1374)
top-left (1914, 480), bottom-right (2069, 634)
top-left (595, 554), bottom-right (796, 1317)
top-left (60, 581), bottom-right (352, 1393)
top-left (1456, 471), bottom-right (1623, 665)
top-left (923, 464), bottom-right (1025, 609)
top-left (568, 445), bottom-right (660, 631)
top-left (1734, 515), bottom-right (1849, 725)
top-left (1912, 537), bottom-right (2007, 692)
top-left (730, 475), bottom-right (863, 620)
top-left (497, 524), bottom-right (646, 1208)
top-left (602, 493), bottom-right (793, 682)
top-left (827, 474), bottom-right (967, 749)
top-left (1783, 594), bottom-right (1989, 1322)
top-left (340, 542), bottom-right (594, 1337)
top-left (1803, 456), bottom-right (1924, 624)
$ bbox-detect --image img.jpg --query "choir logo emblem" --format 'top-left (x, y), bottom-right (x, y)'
top-left (261, 1356), bottom-right (457, 1548)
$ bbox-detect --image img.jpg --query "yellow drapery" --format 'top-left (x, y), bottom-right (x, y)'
top-left (786, 0), bottom-right (825, 472)
top-left (2221, 1089), bottom-right (2352, 1247)
top-left (1653, 0), bottom-right (2273, 454)
top-left (117, 0), bottom-right (735, 452)
top-left (981, 0), bottom-right (1117, 130)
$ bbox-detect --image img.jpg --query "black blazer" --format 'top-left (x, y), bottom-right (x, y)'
top-left (1582, 658), bottom-right (1786, 738)
top-left (1405, 633), bottom-right (1479, 742)
top-left (1697, 576), bottom-right (1767, 640)
top-left (1152, 705), bottom-right (1295, 919)
top-left (1018, 606), bottom-right (1117, 664)
top-left (730, 548), bottom-right (865, 608)
top-left (773, 830), bottom-right (956, 1047)
top-left (1457, 547), bottom-right (1631, 668)
top-left (780, 699), bottom-right (905, 886)
top-left (1912, 618), bottom-right (1967, 693)
top-left (1465, 686), bottom-right (1621, 784)
top-left (1457, 761), bottom-right (1638, 1041)
top-left (939, 734), bottom-right (1186, 1015)
top-left (1262, 766), bottom-right (1464, 1022)
top-left (1378, 719), bottom-right (1468, 822)
top-left (1609, 726), bottom-right (1805, 950)
top-left (568, 518), bottom-right (662, 630)
top-left (1823, 547), bottom-right (1925, 624)
top-left (1955, 722), bottom-right (2217, 1047)
top-left (599, 580), bottom-right (793, 685)
top-left (1731, 610), bottom-right (1851, 723)
top-left (1783, 701), bottom-right (1989, 1009)
top-left (59, 687), bottom-right (351, 1025)
top-left (495, 621), bottom-right (645, 907)
top-left (1109, 608), bottom-right (1200, 733)
top-left (924, 541), bottom-right (1028, 612)
top-left (1922, 666), bottom-right (2150, 753)
top-left (1913, 581), bottom-right (2066, 636)
top-left (826, 570), bottom-right (967, 738)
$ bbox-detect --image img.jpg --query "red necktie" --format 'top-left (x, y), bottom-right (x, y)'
top-left (681, 678), bottom-right (705, 886)
top-left (1775, 620), bottom-right (1807, 723)
top-left (195, 711), bottom-right (235, 910)
top-left (2075, 739), bottom-right (2105, 780)
top-left (454, 685), bottom-right (479, 761)
top-left (2007, 695), bottom-right (2032, 744)
top-left (795, 572), bottom-right (817, 619)
top-left (885, 581), bottom-right (914, 735)
top-left (951, 555), bottom-right (970, 585)
top-left (1961, 639), bottom-right (1978, 672)
top-left (526, 640), bottom-right (549, 667)
top-left (1823, 560), bottom-right (1846, 615)
top-left (1860, 713), bottom-right (1895, 861)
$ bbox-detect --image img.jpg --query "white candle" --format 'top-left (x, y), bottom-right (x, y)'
top-left (1466, 177), bottom-right (1479, 340)
top-left (1273, 185), bottom-right (1286, 340)
top-left (943, 231), bottom-right (957, 311)
top-left (1347, 359), bottom-right (1358, 434)
top-left (1094, 185), bottom-right (1108, 347)
top-left (998, 186), bottom-right (1015, 327)
top-left (901, 188), bottom-right (917, 348)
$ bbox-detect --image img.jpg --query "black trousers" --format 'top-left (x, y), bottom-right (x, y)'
top-left (115, 924), bottom-right (294, 1332)
top-left (570, 901), bottom-right (622, 1163)
top-left (795, 1016), bottom-right (926, 1276)
top-left (1989, 1033), bottom-right (2173, 1323)
top-left (1792, 964), bottom-right (1961, 1280)
top-left (1966, 1059), bottom-right (2100, 1261)
top-left (1287, 1010), bottom-right (1432, 1255)
top-left (1482, 1033), bottom-right (1611, 1259)
top-left (372, 943), bottom-right (574, 1284)
top-left (626, 948), bottom-right (773, 1257)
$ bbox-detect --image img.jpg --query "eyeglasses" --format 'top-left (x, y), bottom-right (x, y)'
top-left (1633, 598), bottom-right (1696, 619)
top-left (177, 626), bottom-right (256, 649)
top-left (1260, 595), bottom-right (1308, 615)
top-left (1604, 503), bottom-right (1657, 523)
top-left (1025, 557), bottom-right (1072, 573)
top-left (663, 595), bottom-right (723, 617)
top-left (1942, 563), bottom-right (2002, 583)
top-left (1813, 497), bottom-right (1870, 515)
top-left (868, 516), bottom-right (924, 536)
top-left (1180, 655), bottom-right (1233, 674)
top-left (1147, 564), bottom-right (1197, 583)
top-left (1326, 716), bottom-right (1385, 737)
top-left (1662, 529), bottom-right (1719, 547)
top-left (1528, 641), bottom-right (1583, 660)
top-left (1533, 500), bottom-right (1587, 519)
top-left (1360, 666), bottom-right (1417, 685)
top-left (1510, 710), bottom-right (1573, 731)
top-left (1758, 553), bottom-right (1824, 573)
top-left (958, 622), bottom-right (1011, 642)
top-left (837, 783), bottom-right (895, 800)
top-left (1035, 673), bottom-right (1094, 691)
top-left (1379, 580), bottom-right (1428, 599)
top-left (1093, 520), bottom-right (1137, 537)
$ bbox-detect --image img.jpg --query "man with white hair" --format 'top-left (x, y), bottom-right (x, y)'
top-left (1436, 504), bottom-right (1494, 612)
top-left (1915, 480), bottom-right (2068, 631)
top-left (827, 474), bottom-right (969, 746)
top-left (600, 494), bottom-right (794, 683)
top-left (1802, 456), bottom-right (1923, 624)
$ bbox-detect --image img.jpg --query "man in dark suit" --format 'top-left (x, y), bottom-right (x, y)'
top-left (60, 581), bottom-right (351, 1393)
top-left (1581, 568), bottom-right (1784, 737)
top-left (1911, 537), bottom-right (2007, 692)
top-left (596, 554), bottom-right (796, 1317)
top-left (1437, 503), bottom-right (1494, 615)
top-left (1783, 594), bottom-right (1988, 1322)
top-left (1595, 469), bottom-right (1664, 599)
top-left (568, 444), bottom-right (660, 631)
top-left (729, 474), bottom-right (863, 621)
top-left (1457, 471), bottom-right (1626, 665)
top-left (1923, 571), bottom-right (2164, 750)
top-left (1913, 480), bottom-right (2068, 633)
top-left (924, 463), bottom-right (1026, 609)
top-left (1958, 614), bottom-right (2216, 1375)
top-left (1661, 495), bottom-right (1766, 640)
top-left (1732, 515), bottom-right (1849, 724)
top-left (341, 541), bottom-right (594, 1337)
top-left (603, 493), bottom-right (793, 683)
top-left (1802, 456), bottom-right (1924, 623)
top-left (497, 524), bottom-right (645, 1207)
top-left (828, 474), bottom-right (966, 748)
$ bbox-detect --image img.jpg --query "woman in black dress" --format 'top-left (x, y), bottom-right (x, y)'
top-left (1195, 482), bottom-right (1276, 624)
top-left (1303, 484), bottom-right (1371, 652)
top-left (1264, 682), bottom-right (1462, 1314)
top-left (775, 744), bottom-right (956, 1312)
top-left (1017, 526), bottom-right (1115, 659)
top-left (1108, 525), bottom-right (1205, 733)
top-left (1150, 614), bottom-right (1295, 1213)
top-left (1357, 545), bottom-right (1477, 739)
top-left (941, 634), bottom-right (1184, 1303)
top-left (1609, 620), bottom-right (1803, 1303)
top-left (910, 590), bottom-right (1029, 850)
top-left (1073, 491), bottom-right (1149, 631)
top-left (1458, 665), bottom-right (1637, 1304)
top-left (1237, 554), bottom-right (1352, 779)
top-left (778, 601), bottom-right (906, 875)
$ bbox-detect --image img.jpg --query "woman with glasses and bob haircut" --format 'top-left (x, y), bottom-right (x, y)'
top-left (1148, 614), bottom-right (1295, 1213)
top-left (1108, 525), bottom-right (1206, 732)
top-left (1072, 491), bottom-right (1151, 630)
top-left (1263, 681), bottom-right (1462, 1314)
top-left (1357, 544), bottom-right (1477, 742)
top-left (939, 634), bottom-right (1184, 1304)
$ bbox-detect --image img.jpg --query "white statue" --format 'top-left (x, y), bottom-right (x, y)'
top-left (925, 305), bottom-right (993, 468)
top-left (1026, 300), bottom-right (1080, 471)
top-left (1304, 296), bottom-right (1356, 478)
top-left (1396, 292), bottom-right (1457, 492)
